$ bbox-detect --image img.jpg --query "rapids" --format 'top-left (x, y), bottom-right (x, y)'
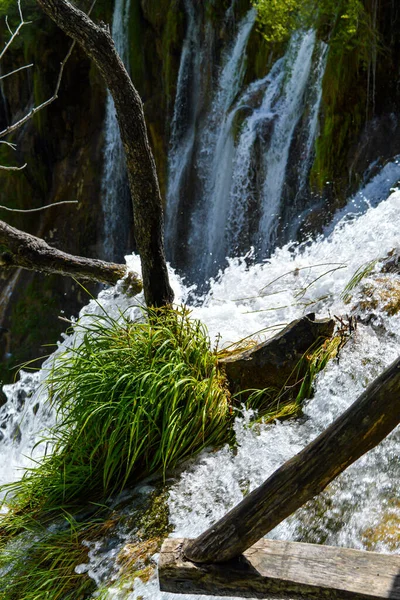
top-left (2, 189), bottom-right (400, 597)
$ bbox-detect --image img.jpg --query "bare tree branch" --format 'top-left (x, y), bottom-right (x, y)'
top-left (0, 162), bottom-right (26, 171)
top-left (0, 219), bottom-right (142, 290)
top-left (0, 63), bottom-right (33, 80)
top-left (0, 200), bottom-right (78, 212)
top-left (0, 40), bottom-right (75, 139)
top-left (0, 3), bottom-right (31, 62)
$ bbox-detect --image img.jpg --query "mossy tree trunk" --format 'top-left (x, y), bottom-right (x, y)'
top-left (35, 0), bottom-right (174, 307)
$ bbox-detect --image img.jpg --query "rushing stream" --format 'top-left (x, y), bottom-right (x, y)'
top-left (2, 185), bottom-right (400, 597)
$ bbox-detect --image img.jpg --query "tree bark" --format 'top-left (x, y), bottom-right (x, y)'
top-left (0, 219), bottom-right (142, 290)
top-left (35, 0), bottom-right (174, 307)
top-left (184, 355), bottom-right (400, 564)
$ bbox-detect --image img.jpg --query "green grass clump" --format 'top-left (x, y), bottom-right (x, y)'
top-left (242, 334), bottom-right (344, 422)
top-left (0, 516), bottom-right (97, 600)
top-left (4, 306), bottom-right (231, 513)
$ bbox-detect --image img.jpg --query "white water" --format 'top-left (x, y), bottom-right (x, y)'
top-left (100, 0), bottom-right (132, 261)
top-left (165, 0), bottom-right (201, 259)
top-left (2, 189), bottom-right (400, 596)
top-left (167, 21), bottom-right (329, 280)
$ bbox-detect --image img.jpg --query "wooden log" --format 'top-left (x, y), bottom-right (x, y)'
top-left (219, 313), bottom-right (335, 398)
top-left (0, 219), bottom-right (142, 290)
top-left (160, 538), bottom-right (400, 599)
top-left (184, 355), bottom-right (400, 563)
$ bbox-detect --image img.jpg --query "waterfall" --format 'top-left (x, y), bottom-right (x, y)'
top-left (166, 20), bottom-right (328, 282)
top-left (165, 0), bottom-right (202, 261)
top-left (100, 0), bottom-right (132, 263)
top-left (190, 9), bottom-right (257, 278)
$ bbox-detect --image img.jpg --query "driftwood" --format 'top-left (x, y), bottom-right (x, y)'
top-left (35, 0), bottom-right (174, 308)
top-left (160, 538), bottom-right (400, 599)
top-left (219, 313), bottom-right (335, 397)
top-left (0, 219), bottom-right (142, 290)
top-left (182, 354), bottom-right (400, 563)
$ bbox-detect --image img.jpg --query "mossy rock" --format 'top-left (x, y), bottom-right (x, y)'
top-left (362, 499), bottom-right (400, 552)
top-left (353, 276), bottom-right (400, 317)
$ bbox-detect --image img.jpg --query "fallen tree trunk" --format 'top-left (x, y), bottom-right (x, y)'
top-left (160, 538), bottom-right (400, 599)
top-left (183, 355), bottom-right (400, 564)
top-left (0, 219), bottom-right (142, 290)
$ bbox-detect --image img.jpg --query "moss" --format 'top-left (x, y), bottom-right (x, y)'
top-left (309, 2), bottom-right (379, 199)
top-left (161, 1), bottom-right (185, 109)
top-left (105, 489), bottom-right (173, 593)
top-left (128, 0), bottom-right (145, 91)
top-left (362, 499), bottom-right (400, 552)
top-left (310, 47), bottom-right (368, 197)
top-left (353, 276), bottom-right (400, 316)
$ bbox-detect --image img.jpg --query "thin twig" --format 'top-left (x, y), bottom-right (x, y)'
top-left (0, 0), bottom-right (32, 62)
top-left (0, 162), bottom-right (26, 171)
top-left (0, 141), bottom-right (16, 149)
top-left (0, 40), bottom-right (76, 139)
top-left (5, 16), bottom-right (13, 37)
top-left (0, 63), bottom-right (33, 80)
top-left (0, 200), bottom-right (78, 212)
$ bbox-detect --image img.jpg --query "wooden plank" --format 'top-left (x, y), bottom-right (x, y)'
top-left (184, 356), bottom-right (400, 563)
top-left (159, 538), bottom-right (400, 599)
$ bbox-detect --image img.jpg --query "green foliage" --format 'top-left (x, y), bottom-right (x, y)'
top-left (342, 259), bottom-right (378, 303)
top-left (252, 0), bottom-right (378, 62)
top-left (3, 306), bottom-right (231, 513)
top-left (0, 516), bottom-right (96, 600)
top-left (251, 0), bottom-right (310, 43)
top-left (0, 0), bottom-right (16, 18)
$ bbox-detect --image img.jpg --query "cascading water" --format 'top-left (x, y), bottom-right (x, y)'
top-left (2, 187), bottom-right (400, 597)
top-left (166, 15), bottom-right (329, 282)
top-left (100, 0), bottom-right (132, 263)
top-left (4, 4), bottom-right (400, 599)
top-left (190, 8), bottom-right (257, 278)
top-left (165, 0), bottom-right (201, 261)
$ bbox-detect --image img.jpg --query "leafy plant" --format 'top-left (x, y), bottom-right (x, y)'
top-left (252, 0), bottom-right (379, 64)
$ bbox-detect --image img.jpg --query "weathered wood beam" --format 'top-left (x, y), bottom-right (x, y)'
top-left (0, 219), bottom-right (142, 290)
top-left (160, 538), bottom-right (400, 599)
top-left (184, 355), bottom-right (400, 563)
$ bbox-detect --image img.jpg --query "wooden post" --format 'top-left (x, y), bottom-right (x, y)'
top-left (183, 355), bottom-right (400, 564)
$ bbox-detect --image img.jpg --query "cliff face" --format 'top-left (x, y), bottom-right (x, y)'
top-left (1, 0), bottom-right (400, 382)
top-left (0, 1), bottom-right (111, 380)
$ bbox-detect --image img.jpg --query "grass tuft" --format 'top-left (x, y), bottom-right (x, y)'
top-left (3, 306), bottom-right (231, 513)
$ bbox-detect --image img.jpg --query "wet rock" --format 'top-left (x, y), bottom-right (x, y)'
top-left (0, 386), bottom-right (6, 408)
top-left (381, 249), bottom-right (400, 274)
top-left (219, 313), bottom-right (335, 397)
